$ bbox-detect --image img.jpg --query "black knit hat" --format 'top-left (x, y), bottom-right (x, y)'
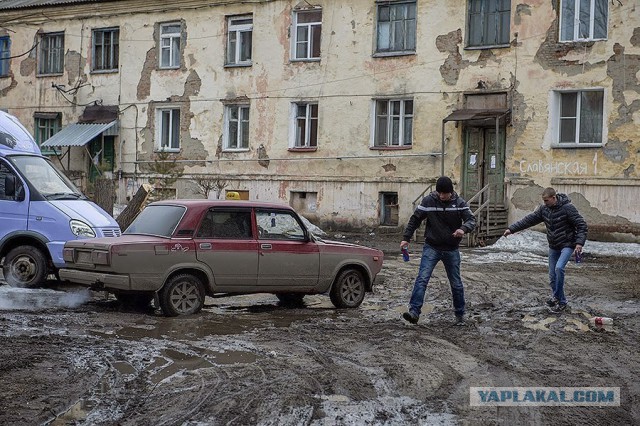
top-left (436, 176), bottom-right (454, 193)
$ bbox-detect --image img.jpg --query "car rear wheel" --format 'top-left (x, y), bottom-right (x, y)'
top-left (3, 245), bottom-right (48, 288)
top-left (330, 268), bottom-right (366, 308)
top-left (276, 293), bottom-right (305, 306)
top-left (159, 274), bottom-right (205, 317)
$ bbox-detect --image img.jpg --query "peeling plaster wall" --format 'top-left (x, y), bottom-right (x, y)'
top-left (0, 0), bottom-right (638, 238)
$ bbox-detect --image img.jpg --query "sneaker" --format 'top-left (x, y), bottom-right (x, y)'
top-left (455, 315), bottom-right (465, 326)
top-left (546, 297), bottom-right (559, 307)
top-left (551, 303), bottom-right (568, 313)
top-left (402, 312), bottom-right (419, 324)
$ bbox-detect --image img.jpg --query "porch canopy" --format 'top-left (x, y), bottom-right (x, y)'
top-left (440, 108), bottom-right (510, 175)
top-left (40, 120), bottom-right (117, 148)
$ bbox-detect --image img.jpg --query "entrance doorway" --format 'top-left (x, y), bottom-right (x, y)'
top-left (462, 127), bottom-right (505, 205)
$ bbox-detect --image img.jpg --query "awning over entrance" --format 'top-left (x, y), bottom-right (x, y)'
top-left (41, 121), bottom-right (117, 148)
top-left (443, 108), bottom-right (510, 122)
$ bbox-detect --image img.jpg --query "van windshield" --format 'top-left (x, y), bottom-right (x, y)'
top-left (124, 205), bottom-right (186, 237)
top-left (9, 155), bottom-right (83, 200)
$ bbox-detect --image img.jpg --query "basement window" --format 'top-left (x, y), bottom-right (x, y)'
top-left (380, 192), bottom-right (399, 226)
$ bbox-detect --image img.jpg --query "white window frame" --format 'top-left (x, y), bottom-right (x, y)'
top-left (292, 9), bottom-right (322, 61)
top-left (224, 104), bottom-right (250, 151)
top-left (38, 32), bottom-right (64, 75)
top-left (371, 99), bottom-right (413, 148)
top-left (156, 107), bottom-right (181, 152)
top-left (92, 27), bottom-right (119, 72)
top-left (226, 15), bottom-right (253, 66)
top-left (375, 1), bottom-right (416, 55)
top-left (559, 0), bottom-right (608, 42)
top-left (0, 36), bottom-right (10, 77)
top-left (159, 22), bottom-right (181, 69)
top-left (290, 102), bottom-right (318, 149)
top-left (551, 89), bottom-right (605, 148)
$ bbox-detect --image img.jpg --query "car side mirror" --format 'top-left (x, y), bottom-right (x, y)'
top-left (4, 174), bottom-right (15, 196)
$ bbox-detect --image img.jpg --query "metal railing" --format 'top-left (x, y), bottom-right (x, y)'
top-left (465, 184), bottom-right (491, 247)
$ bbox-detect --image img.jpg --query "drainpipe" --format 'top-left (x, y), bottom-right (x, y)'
top-left (441, 120), bottom-right (446, 176)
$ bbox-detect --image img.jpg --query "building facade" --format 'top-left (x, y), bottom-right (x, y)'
top-left (0, 0), bottom-right (638, 241)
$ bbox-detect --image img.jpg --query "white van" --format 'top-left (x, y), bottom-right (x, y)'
top-left (0, 110), bottom-right (121, 287)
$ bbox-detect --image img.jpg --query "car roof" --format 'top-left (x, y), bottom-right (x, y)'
top-left (147, 199), bottom-right (294, 210)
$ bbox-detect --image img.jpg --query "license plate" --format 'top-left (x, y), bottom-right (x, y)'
top-left (76, 251), bottom-right (91, 263)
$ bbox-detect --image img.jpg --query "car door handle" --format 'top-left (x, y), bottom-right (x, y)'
top-left (261, 244), bottom-right (272, 250)
top-left (199, 243), bottom-right (212, 250)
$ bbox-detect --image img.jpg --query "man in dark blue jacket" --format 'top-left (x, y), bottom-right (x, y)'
top-left (503, 187), bottom-right (587, 312)
top-left (400, 176), bottom-right (476, 326)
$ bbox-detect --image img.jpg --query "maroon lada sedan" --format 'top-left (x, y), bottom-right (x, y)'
top-left (59, 200), bottom-right (384, 316)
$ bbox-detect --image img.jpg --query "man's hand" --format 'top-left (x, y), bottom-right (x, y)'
top-left (574, 244), bottom-right (583, 254)
top-left (503, 229), bottom-right (511, 237)
top-left (452, 229), bottom-right (465, 238)
top-left (400, 240), bottom-right (409, 250)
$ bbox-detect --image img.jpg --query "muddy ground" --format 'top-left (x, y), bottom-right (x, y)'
top-left (0, 234), bottom-right (639, 426)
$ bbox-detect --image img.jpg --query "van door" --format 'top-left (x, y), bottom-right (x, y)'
top-left (0, 159), bottom-right (28, 236)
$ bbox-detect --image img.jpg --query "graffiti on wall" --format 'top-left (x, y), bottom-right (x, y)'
top-left (519, 153), bottom-right (599, 176)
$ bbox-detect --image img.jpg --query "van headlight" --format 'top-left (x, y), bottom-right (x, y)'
top-left (70, 220), bottom-right (96, 238)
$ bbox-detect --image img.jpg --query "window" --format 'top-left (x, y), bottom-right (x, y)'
top-left (291, 103), bottom-right (318, 148)
top-left (197, 209), bottom-right (252, 239)
top-left (380, 192), bottom-right (399, 226)
top-left (467, 0), bottom-right (511, 48)
top-left (226, 16), bottom-right (252, 65)
top-left (224, 105), bottom-right (250, 150)
top-left (34, 113), bottom-right (61, 154)
top-left (555, 90), bottom-right (604, 146)
top-left (156, 108), bottom-right (180, 151)
top-left (560, 0), bottom-right (608, 41)
top-left (0, 36), bottom-right (10, 77)
top-left (256, 210), bottom-right (306, 241)
top-left (293, 9), bottom-right (322, 60)
top-left (92, 27), bottom-right (119, 71)
top-left (159, 22), bottom-right (181, 68)
top-left (38, 32), bottom-right (64, 75)
top-left (376, 1), bottom-right (416, 54)
top-left (373, 99), bottom-right (413, 147)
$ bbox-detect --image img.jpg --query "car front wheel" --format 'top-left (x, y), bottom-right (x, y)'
top-left (159, 274), bottom-right (205, 316)
top-left (3, 245), bottom-right (48, 288)
top-left (330, 268), bottom-right (366, 308)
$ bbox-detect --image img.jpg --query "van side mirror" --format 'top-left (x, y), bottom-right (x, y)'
top-left (4, 174), bottom-right (24, 201)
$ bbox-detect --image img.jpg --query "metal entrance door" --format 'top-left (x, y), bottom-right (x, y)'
top-left (462, 127), bottom-right (505, 205)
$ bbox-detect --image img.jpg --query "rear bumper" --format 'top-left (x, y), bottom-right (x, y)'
top-left (59, 268), bottom-right (130, 291)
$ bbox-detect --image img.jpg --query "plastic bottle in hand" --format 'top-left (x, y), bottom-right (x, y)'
top-left (575, 251), bottom-right (582, 263)
top-left (401, 245), bottom-right (410, 262)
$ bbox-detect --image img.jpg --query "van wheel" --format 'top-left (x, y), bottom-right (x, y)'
top-left (330, 268), bottom-right (366, 308)
top-left (3, 245), bottom-right (48, 288)
top-left (159, 274), bottom-right (205, 317)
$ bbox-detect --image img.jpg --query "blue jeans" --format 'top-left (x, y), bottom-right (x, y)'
top-left (548, 247), bottom-right (573, 305)
top-left (408, 244), bottom-right (465, 318)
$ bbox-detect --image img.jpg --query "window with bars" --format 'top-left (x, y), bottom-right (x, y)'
top-left (467, 0), bottom-right (511, 48)
top-left (159, 22), bottom-right (181, 68)
top-left (226, 16), bottom-right (253, 66)
top-left (292, 102), bottom-right (318, 148)
top-left (560, 0), bottom-right (608, 42)
top-left (157, 108), bottom-right (180, 151)
top-left (224, 105), bottom-right (250, 150)
top-left (92, 27), bottom-right (119, 71)
top-left (38, 32), bottom-right (64, 75)
top-left (373, 99), bottom-right (413, 147)
top-left (375, 1), bottom-right (416, 54)
top-left (293, 9), bottom-right (322, 60)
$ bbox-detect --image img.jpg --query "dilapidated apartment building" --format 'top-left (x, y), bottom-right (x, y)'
top-left (0, 0), bottom-right (638, 241)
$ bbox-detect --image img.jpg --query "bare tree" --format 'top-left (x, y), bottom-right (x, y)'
top-left (191, 174), bottom-right (228, 199)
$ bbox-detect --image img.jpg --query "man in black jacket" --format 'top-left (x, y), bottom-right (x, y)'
top-left (400, 176), bottom-right (476, 326)
top-left (503, 187), bottom-right (587, 312)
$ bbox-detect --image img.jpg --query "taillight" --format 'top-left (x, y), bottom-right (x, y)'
top-left (63, 247), bottom-right (74, 262)
top-left (91, 250), bottom-right (110, 265)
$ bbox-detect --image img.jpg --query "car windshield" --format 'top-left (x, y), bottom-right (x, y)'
top-left (124, 205), bottom-right (186, 237)
top-left (9, 155), bottom-right (83, 200)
